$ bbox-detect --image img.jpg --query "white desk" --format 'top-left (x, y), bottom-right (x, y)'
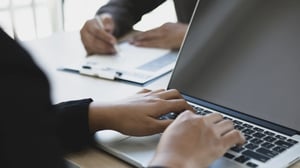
top-left (23, 31), bottom-right (170, 105)
top-left (22, 32), bottom-right (300, 168)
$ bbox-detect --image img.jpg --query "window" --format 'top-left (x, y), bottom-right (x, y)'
top-left (0, 0), bottom-right (176, 41)
top-left (0, 0), bottom-right (52, 40)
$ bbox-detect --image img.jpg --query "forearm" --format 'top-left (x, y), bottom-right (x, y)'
top-left (96, 0), bottom-right (165, 37)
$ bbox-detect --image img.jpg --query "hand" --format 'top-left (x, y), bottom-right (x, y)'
top-left (149, 112), bottom-right (245, 168)
top-left (130, 22), bottom-right (188, 50)
top-left (80, 13), bottom-right (117, 55)
top-left (88, 89), bottom-right (193, 136)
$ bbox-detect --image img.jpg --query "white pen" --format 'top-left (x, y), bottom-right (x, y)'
top-left (95, 15), bottom-right (120, 53)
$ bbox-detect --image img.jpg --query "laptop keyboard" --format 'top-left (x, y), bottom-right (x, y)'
top-left (160, 105), bottom-right (299, 168)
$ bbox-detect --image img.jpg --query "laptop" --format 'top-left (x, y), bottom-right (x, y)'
top-left (60, 41), bottom-right (178, 85)
top-left (94, 0), bottom-right (300, 167)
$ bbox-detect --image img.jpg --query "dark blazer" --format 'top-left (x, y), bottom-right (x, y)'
top-left (0, 29), bottom-right (93, 168)
top-left (97, 0), bottom-right (198, 37)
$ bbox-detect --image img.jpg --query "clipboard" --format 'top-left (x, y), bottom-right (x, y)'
top-left (59, 42), bottom-right (178, 85)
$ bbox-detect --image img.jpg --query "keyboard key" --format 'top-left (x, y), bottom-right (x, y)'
top-left (252, 132), bottom-right (266, 138)
top-left (159, 115), bottom-right (169, 120)
top-left (224, 116), bottom-right (233, 120)
top-left (246, 162), bottom-right (258, 168)
top-left (264, 131), bottom-right (275, 136)
top-left (250, 138), bottom-right (264, 145)
top-left (224, 152), bottom-right (235, 159)
top-left (234, 155), bottom-right (250, 163)
top-left (243, 129), bottom-right (255, 135)
top-left (243, 123), bottom-right (253, 128)
top-left (244, 135), bottom-right (253, 141)
top-left (233, 120), bottom-right (243, 125)
top-left (275, 140), bottom-right (294, 148)
top-left (242, 150), bottom-right (270, 163)
top-left (235, 125), bottom-right (245, 131)
top-left (253, 127), bottom-right (264, 132)
top-left (194, 106), bottom-right (204, 111)
top-left (261, 142), bottom-right (275, 149)
top-left (263, 136), bottom-right (277, 143)
top-left (287, 139), bottom-right (299, 144)
top-left (231, 146), bottom-right (245, 153)
top-left (275, 135), bottom-right (287, 140)
top-left (272, 146), bottom-right (286, 153)
top-left (165, 112), bottom-right (178, 119)
top-left (196, 111), bottom-right (206, 115)
top-left (256, 148), bottom-right (279, 158)
top-left (195, 109), bottom-right (203, 113)
top-left (202, 110), bottom-right (212, 114)
top-left (159, 112), bottom-right (179, 120)
top-left (245, 143), bottom-right (259, 150)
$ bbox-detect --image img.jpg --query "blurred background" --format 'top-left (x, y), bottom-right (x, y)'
top-left (0, 0), bottom-right (176, 41)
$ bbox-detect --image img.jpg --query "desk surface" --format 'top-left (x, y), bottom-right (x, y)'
top-left (23, 31), bottom-right (300, 168)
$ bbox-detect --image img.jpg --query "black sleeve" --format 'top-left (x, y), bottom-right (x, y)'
top-left (96, 0), bottom-right (166, 37)
top-left (54, 98), bottom-right (94, 153)
top-left (0, 29), bottom-right (92, 168)
top-left (173, 0), bottom-right (198, 24)
top-left (0, 28), bottom-right (65, 168)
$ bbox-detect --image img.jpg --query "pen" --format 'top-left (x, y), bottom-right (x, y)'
top-left (95, 15), bottom-right (120, 53)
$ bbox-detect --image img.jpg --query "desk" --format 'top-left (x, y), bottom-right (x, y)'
top-left (23, 31), bottom-right (300, 168)
top-left (23, 31), bottom-right (169, 104)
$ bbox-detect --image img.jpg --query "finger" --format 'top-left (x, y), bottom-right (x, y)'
top-left (139, 89), bottom-right (165, 96)
top-left (93, 27), bottom-right (117, 45)
top-left (132, 38), bottom-right (165, 48)
top-left (88, 19), bottom-right (117, 45)
top-left (152, 119), bottom-right (173, 133)
top-left (80, 28), bottom-right (94, 55)
top-left (215, 119), bottom-right (234, 136)
top-left (155, 89), bottom-right (183, 100)
top-left (133, 28), bottom-right (162, 41)
top-left (84, 30), bottom-right (116, 54)
top-left (137, 88), bottom-right (152, 94)
top-left (81, 29), bottom-right (104, 55)
top-left (172, 110), bottom-right (197, 121)
top-left (204, 113), bottom-right (224, 124)
top-left (222, 129), bottom-right (246, 148)
top-left (167, 101), bottom-right (194, 114)
top-left (149, 110), bottom-right (196, 134)
top-left (152, 100), bottom-right (193, 117)
top-left (149, 89), bottom-right (166, 94)
top-left (84, 31), bottom-right (116, 54)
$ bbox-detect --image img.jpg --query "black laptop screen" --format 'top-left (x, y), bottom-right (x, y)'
top-left (168, 0), bottom-right (300, 131)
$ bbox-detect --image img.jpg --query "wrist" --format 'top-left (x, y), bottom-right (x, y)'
top-left (149, 153), bottom-right (208, 168)
top-left (88, 102), bottom-right (118, 133)
top-left (149, 153), bottom-right (185, 168)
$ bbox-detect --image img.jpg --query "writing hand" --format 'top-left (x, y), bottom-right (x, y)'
top-left (80, 13), bottom-right (117, 55)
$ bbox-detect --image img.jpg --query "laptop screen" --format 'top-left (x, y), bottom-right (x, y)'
top-left (168, 0), bottom-right (300, 131)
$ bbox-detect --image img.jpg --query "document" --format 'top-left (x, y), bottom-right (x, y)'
top-left (59, 42), bottom-right (178, 85)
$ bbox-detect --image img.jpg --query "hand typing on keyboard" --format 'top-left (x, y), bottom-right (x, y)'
top-left (149, 111), bottom-right (246, 168)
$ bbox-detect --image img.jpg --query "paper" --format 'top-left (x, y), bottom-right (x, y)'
top-left (60, 42), bottom-right (178, 84)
